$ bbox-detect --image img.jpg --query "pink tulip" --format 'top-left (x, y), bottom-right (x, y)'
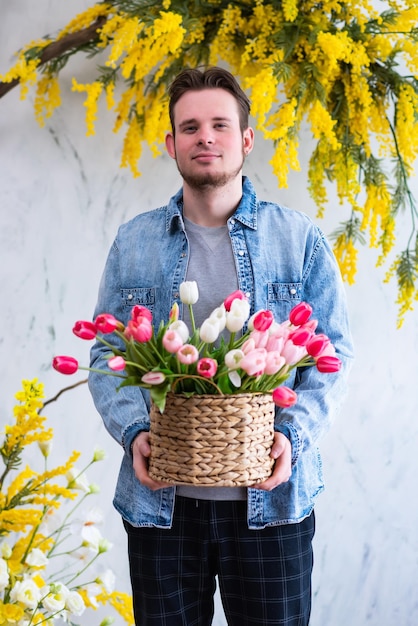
top-left (306, 333), bottom-right (331, 357)
top-left (132, 305), bottom-right (153, 323)
top-left (266, 334), bottom-right (285, 353)
top-left (289, 326), bottom-right (314, 346)
top-left (289, 302), bottom-right (313, 326)
top-left (72, 320), bottom-right (97, 340)
top-left (239, 348), bottom-right (267, 376)
top-left (281, 340), bottom-right (308, 365)
top-left (272, 386), bottom-right (298, 408)
top-left (108, 356), bottom-right (126, 371)
top-left (223, 289), bottom-right (247, 312)
top-left (264, 352), bottom-right (286, 375)
top-left (250, 330), bottom-right (269, 349)
top-left (177, 344), bottom-right (199, 365)
top-left (95, 313), bottom-right (121, 334)
top-left (253, 310), bottom-right (274, 332)
top-left (316, 356), bottom-right (342, 373)
top-left (162, 329), bottom-right (184, 353)
top-left (142, 371), bottom-right (166, 385)
top-left (241, 337), bottom-right (256, 354)
top-left (125, 317), bottom-right (153, 343)
top-left (52, 356), bottom-right (79, 375)
top-left (197, 358), bottom-right (218, 378)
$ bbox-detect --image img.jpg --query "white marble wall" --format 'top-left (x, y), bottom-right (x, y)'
top-left (1, 3), bottom-right (418, 625)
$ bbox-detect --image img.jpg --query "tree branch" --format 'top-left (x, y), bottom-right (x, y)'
top-left (41, 378), bottom-right (88, 410)
top-left (0, 15), bottom-right (107, 99)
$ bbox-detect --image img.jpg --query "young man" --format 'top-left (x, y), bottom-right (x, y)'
top-left (89, 67), bottom-right (353, 626)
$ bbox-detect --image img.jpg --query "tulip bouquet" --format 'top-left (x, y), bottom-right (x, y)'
top-left (53, 282), bottom-right (341, 413)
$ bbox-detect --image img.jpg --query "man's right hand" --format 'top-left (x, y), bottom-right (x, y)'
top-left (131, 432), bottom-right (170, 490)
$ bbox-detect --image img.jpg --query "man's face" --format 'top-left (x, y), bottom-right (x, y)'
top-left (165, 88), bottom-right (254, 189)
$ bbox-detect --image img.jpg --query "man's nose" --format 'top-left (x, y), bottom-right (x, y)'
top-left (197, 126), bottom-right (214, 145)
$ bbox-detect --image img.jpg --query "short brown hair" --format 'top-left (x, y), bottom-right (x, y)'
top-left (168, 67), bottom-right (251, 133)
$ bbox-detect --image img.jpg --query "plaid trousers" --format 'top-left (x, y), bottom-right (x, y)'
top-left (124, 496), bottom-right (315, 626)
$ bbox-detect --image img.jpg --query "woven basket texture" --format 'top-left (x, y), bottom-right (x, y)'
top-left (149, 393), bottom-right (275, 487)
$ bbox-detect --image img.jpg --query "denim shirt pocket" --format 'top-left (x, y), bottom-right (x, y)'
top-left (267, 282), bottom-right (302, 319)
top-left (121, 287), bottom-right (156, 311)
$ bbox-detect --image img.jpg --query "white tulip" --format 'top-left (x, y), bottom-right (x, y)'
top-left (179, 281), bottom-right (199, 305)
top-left (199, 318), bottom-right (221, 343)
top-left (169, 320), bottom-right (190, 343)
top-left (225, 299), bottom-right (250, 333)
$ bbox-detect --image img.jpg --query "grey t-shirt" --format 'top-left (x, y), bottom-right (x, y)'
top-left (176, 217), bottom-right (247, 501)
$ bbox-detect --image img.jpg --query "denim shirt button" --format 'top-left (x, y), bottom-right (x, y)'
top-left (238, 250), bottom-right (245, 256)
top-left (127, 294), bottom-right (133, 300)
top-left (290, 288), bottom-right (296, 295)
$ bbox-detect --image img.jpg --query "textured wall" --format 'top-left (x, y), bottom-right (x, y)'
top-left (1, 3), bottom-right (418, 625)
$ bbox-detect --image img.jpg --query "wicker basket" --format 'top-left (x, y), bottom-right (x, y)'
top-left (148, 393), bottom-right (275, 487)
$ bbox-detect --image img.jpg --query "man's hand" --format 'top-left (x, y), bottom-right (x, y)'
top-left (131, 432), bottom-right (170, 490)
top-left (254, 432), bottom-right (292, 491)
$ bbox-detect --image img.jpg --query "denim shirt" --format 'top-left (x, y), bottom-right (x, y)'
top-left (88, 177), bottom-right (353, 529)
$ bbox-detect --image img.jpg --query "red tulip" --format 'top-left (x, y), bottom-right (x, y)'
top-left (272, 386), bottom-right (298, 408)
top-left (253, 310), bottom-right (274, 332)
top-left (288, 326), bottom-right (313, 346)
top-left (73, 320), bottom-right (97, 340)
top-left (306, 334), bottom-right (331, 357)
top-left (223, 290), bottom-right (247, 312)
top-left (95, 313), bottom-right (120, 334)
top-left (52, 356), bottom-right (79, 375)
top-left (316, 355), bottom-right (342, 373)
top-left (289, 302), bottom-right (313, 326)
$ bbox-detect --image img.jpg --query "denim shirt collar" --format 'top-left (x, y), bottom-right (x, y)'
top-left (165, 176), bottom-right (258, 232)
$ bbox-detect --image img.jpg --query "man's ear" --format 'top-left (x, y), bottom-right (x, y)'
top-left (243, 126), bottom-right (255, 156)
top-left (165, 132), bottom-right (176, 159)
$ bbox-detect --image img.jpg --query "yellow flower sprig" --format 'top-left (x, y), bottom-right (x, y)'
top-left (0, 0), bottom-right (417, 324)
top-left (0, 379), bottom-right (134, 625)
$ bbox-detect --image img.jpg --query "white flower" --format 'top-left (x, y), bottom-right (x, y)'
top-left (209, 305), bottom-right (226, 332)
top-left (66, 467), bottom-right (90, 492)
top-left (65, 590), bottom-right (86, 616)
top-left (0, 542), bottom-right (12, 559)
top-left (224, 349), bottom-right (244, 370)
top-left (92, 446), bottom-right (106, 462)
top-left (81, 524), bottom-right (103, 549)
top-left (199, 318), bottom-right (221, 343)
top-left (26, 547), bottom-right (49, 568)
top-left (38, 509), bottom-right (62, 536)
top-left (228, 371), bottom-right (242, 387)
top-left (41, 582), bottom-right (69, 613)
top-left (179, 281), bottom-right (199, 305)
top-left (169, 320), bottom-right (190, 343)
top-left (0, 558), bottom-right (9, 591)
top-left (10, 578), bottom-right (41, 609)
top-left (96, 568), bottom-right (115, 593)
top-left (38, 440), bottom-right (52, 457)
top-left (98, 538), bottom-right (113, 554)
top-left (225, 298), bottom-right (250, 333)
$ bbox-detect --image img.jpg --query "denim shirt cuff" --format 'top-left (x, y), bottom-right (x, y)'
top-left (275, 421), bottom-right (302, 466)
top-left (122, 421), bottom-right (150, 456)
